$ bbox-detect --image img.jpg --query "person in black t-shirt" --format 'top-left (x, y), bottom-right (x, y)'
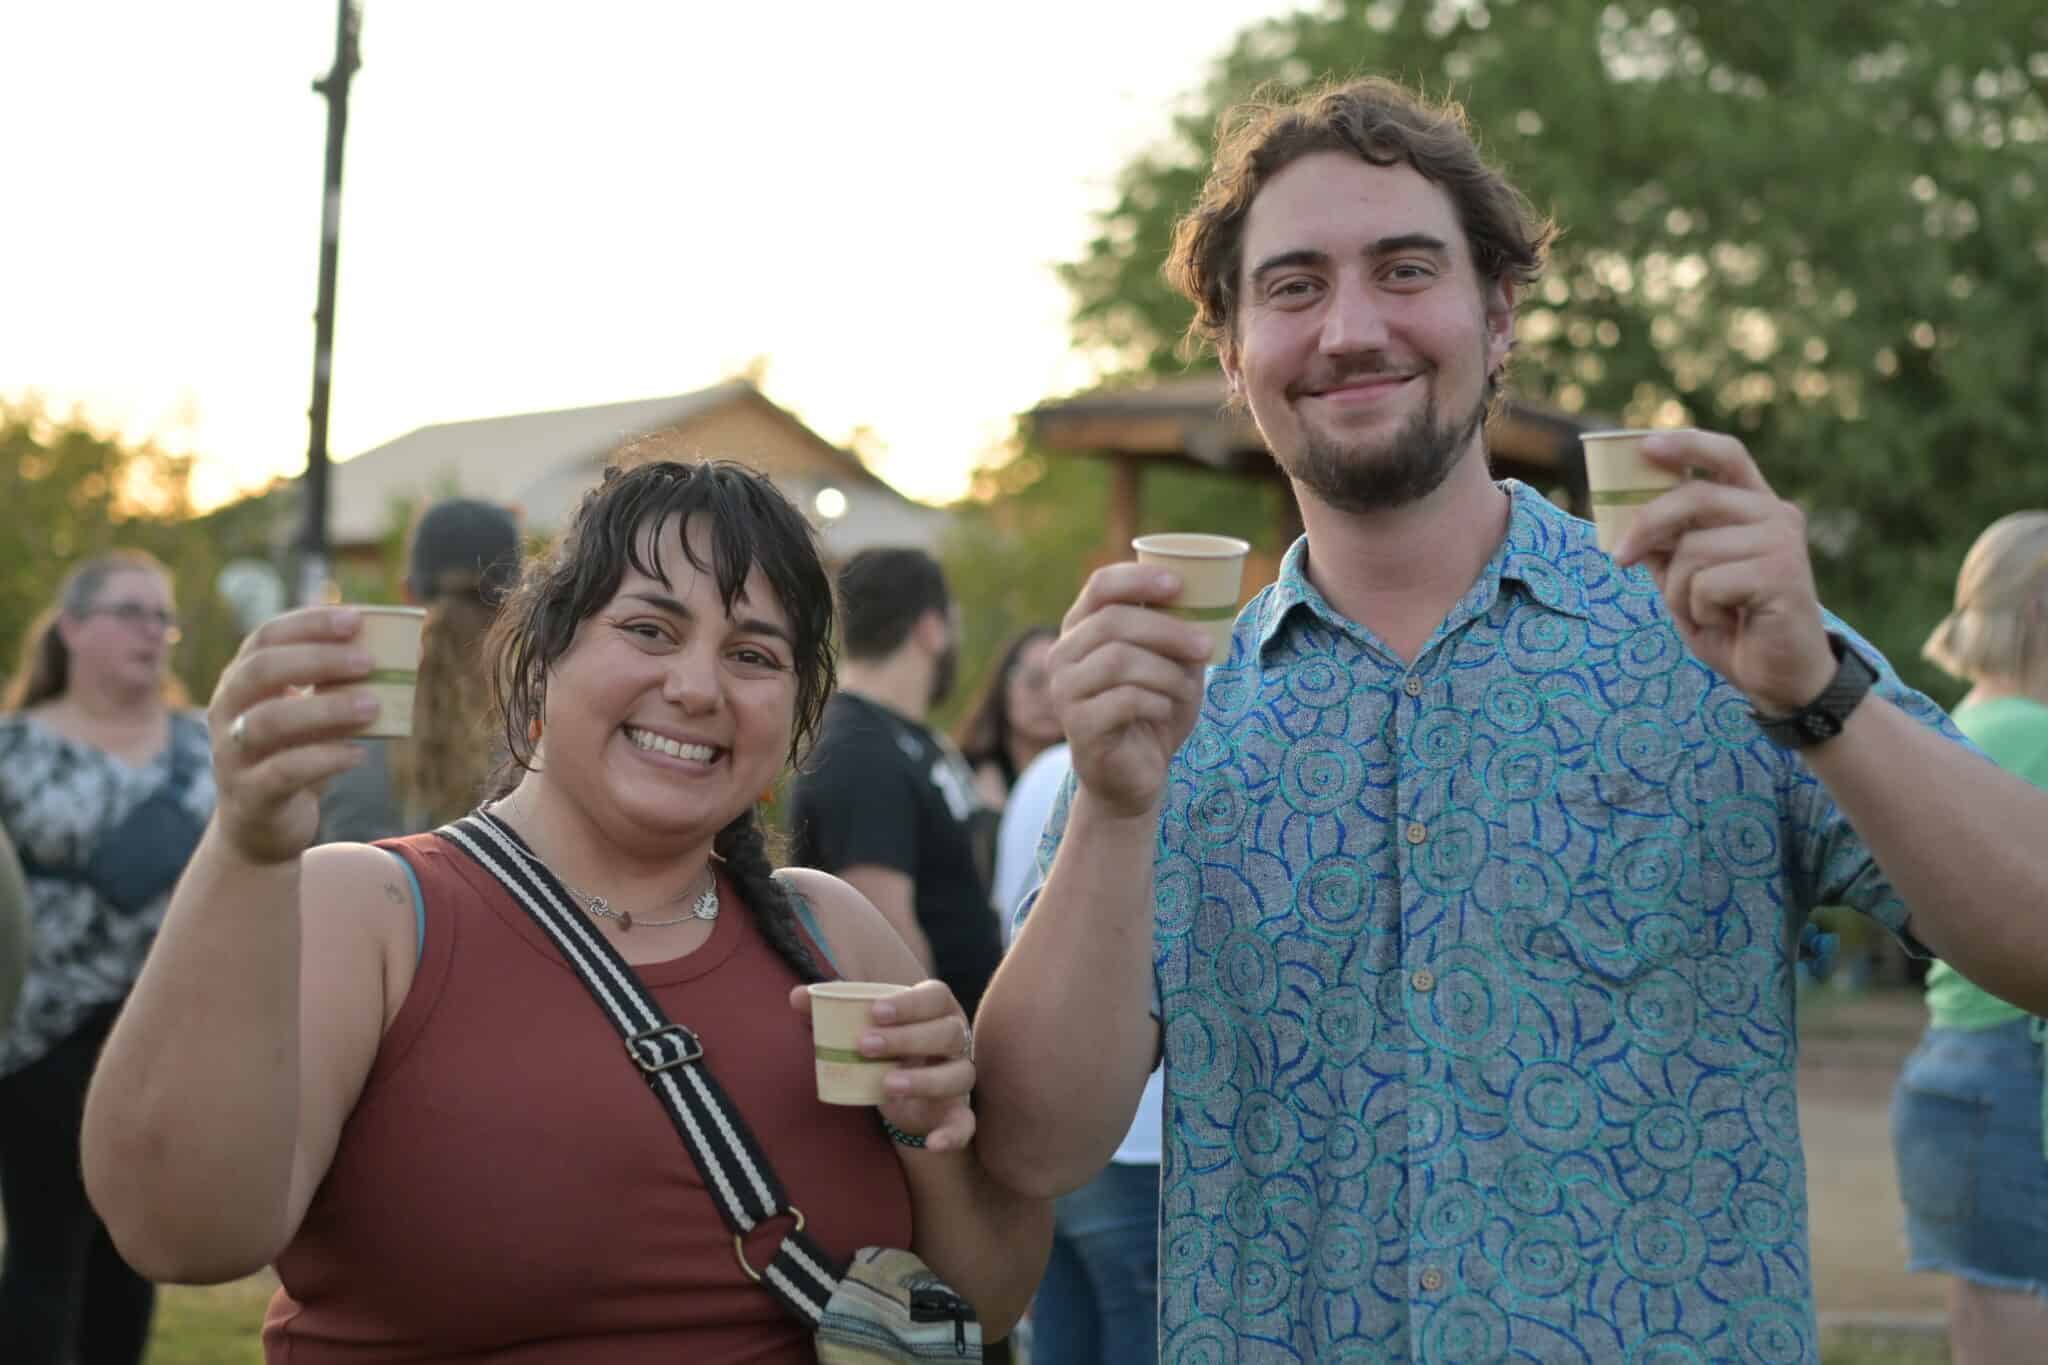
top-left (786, 548), bottom-right (1004, 1021)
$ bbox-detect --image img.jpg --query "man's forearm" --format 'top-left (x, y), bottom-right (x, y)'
top-left (883, 908), bottom-right (934, 971)
top-left (838, 865), bottom-right (934, 971)
top-left (1809, 694), bottom-right (2048, 1012)
top-left (972, 789), bottom-right (1162, 1198)
top-left (902, 1145), bottom-right (1053, 1338)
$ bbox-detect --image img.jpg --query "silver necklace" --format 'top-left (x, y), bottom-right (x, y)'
top-left (567, 873), bottom-right (719, 931)
top-left (487, 805), bottom-right (718, 931)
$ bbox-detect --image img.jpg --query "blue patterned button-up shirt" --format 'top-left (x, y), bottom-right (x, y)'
top-left (1031, 481), bottom-right (1959, 1363)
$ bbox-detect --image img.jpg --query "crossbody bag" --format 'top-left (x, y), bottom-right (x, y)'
top-left (19, 720), bottom-right (206, 914)
top-left (441, 811), bottom-right (982, 1362)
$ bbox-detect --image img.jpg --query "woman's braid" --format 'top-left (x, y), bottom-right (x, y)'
top-left (714, 808), bottom-right (827, 984)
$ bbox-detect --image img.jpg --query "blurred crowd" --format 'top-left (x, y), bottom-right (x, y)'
top-left (7, 70), bottom-right (2048, 1365)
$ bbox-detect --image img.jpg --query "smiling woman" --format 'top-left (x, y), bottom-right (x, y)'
top-left (77, 458), bottom-right (1050, 1364)
top-left (487, 455), bottom-right (839, 870)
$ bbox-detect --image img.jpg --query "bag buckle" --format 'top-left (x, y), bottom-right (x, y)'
top-left (733, 1207), bottom-right (806, 1283)
top-left (625, 1024), bottom-right (703, 1074)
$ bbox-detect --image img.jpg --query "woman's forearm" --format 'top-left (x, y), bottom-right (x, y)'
top-left (81, 824), bottom-right (306, 1281)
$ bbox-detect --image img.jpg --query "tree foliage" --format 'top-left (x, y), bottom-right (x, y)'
top-left (1050, 0), bottom-right (2048, 700)
top-left (0, 401), bottom-right (287, 705)
top-left (936, 452), bottom-right (1290, 731)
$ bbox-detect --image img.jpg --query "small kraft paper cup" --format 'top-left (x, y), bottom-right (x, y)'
top-left (810, 981), bottom-right (909, 1106)
top-left (1132, 533), bottom-right (1251, 660)
top-left (337, 606), bottom-right (426, 739)
top-left (1581, 429), bottom-right (1686, 555)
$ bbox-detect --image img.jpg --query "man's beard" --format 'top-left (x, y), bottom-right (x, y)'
top-left (929, 639), bottom-right (959, 710)
top-left (1279, 384), bottom-right (1488, 514)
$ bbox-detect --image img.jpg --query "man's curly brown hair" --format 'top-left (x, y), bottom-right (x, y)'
top-left (1165, 76), bottom-right (1556, 364)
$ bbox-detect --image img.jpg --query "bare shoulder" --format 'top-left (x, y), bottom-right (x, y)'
top-left (774, 866), bottom-right (920, 987)
top-left (300, 844), bottom-right (420, 982)
top-left (303, 841), bottom-right (414, 911)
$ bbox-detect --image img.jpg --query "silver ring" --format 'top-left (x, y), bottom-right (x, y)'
top-left (229, 713), bottom-right (249, 749)
top-left (960, 1019), bottom-right (974, 1064)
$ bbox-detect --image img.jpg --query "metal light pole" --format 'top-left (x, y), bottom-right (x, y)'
top-left (297, 0), bottom-right (362, 606)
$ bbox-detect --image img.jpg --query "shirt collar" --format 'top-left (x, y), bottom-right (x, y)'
top-left (1251, 479), bottom-right (1593, 652)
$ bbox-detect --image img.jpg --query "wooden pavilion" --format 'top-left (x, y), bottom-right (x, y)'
top-left (1025, 373), bottom-right (1593, 587)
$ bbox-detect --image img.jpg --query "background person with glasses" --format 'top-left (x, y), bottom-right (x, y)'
top-left (0, 548), bottom-right (215, 1365)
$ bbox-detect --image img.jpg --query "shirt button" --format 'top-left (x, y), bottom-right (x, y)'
top-left (1411, 968), bottom-right (1436, 992)
top-left (1403, 675), bottom-right (1423, 697)
top-left (1419, 1266), bottom-right (1446, 1293)
top-left (1406, 821), bottom-right (1427, 845)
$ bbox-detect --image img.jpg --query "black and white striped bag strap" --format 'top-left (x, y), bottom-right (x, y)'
top-left (440, 811), bottom-right (844, 1326)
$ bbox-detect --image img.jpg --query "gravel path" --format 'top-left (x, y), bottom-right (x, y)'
top-left (1798, 988), bottom-right (1947, 1324)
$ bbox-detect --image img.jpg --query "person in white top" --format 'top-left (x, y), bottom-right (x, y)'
top-left (995, 742), bottom-right (1162, 1365)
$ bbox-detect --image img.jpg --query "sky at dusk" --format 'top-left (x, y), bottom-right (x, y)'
top-left (4, 2), bottom-right (1306, 508)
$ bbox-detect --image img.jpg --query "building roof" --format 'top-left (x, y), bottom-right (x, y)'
top-left (328, 381), bottom-right (906, 546)
top-left (1026, 372), bottom-right (1592, 499)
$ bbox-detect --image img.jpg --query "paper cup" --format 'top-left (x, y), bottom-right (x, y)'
top-left (1581, 429), bottom-right (1685, 554)
top-left (341, 606), bottom-right (426, 739)
top-left (1132, 533), bottom-right (1251, 659)
top-left (811, 981), bottom-right (908, 1106)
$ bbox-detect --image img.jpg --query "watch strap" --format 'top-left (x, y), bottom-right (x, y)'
top-left (1749, 632), bottom-right (1878, 749)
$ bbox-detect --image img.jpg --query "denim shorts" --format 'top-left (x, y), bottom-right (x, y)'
top-left (1888, 1017), bottom-right (2048, 1295)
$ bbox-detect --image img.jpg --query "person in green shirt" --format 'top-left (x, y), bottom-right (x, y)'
top-left (1890, 510), bottom-right (2048, 1360)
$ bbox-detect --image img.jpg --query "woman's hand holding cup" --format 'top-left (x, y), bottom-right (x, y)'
top-left (207, 606), bottom-right (379, 865)
top-left (791, 979), bottom-right (977, 1153)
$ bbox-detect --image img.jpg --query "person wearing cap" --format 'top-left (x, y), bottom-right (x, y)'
top-left (317, 498), bottom-right (524, 843)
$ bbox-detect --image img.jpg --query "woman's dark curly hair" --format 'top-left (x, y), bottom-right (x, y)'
top-left (487, 455), bottom-right (839, 981)
top-left (952, 625), bottom-right (1059, 794)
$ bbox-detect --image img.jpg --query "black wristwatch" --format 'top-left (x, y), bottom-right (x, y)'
top-left (1749, 632), bottom-right (1879, 749)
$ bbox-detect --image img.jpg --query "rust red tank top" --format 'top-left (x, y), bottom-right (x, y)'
top-left (263, 832), bottom-right (914, 1364)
